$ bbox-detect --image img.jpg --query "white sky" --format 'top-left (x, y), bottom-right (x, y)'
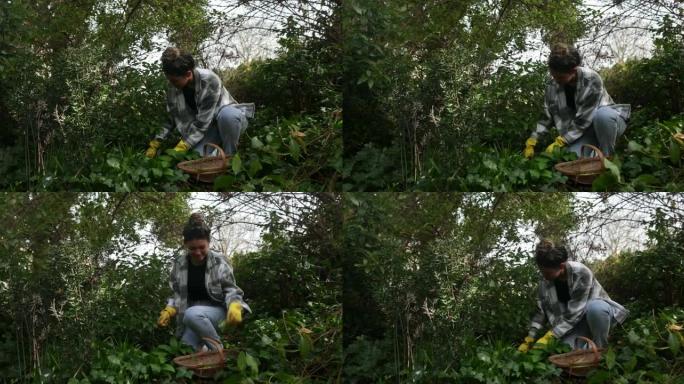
top-left (112, 193), bottom-right (265, 263)
top-left (494, 0), bottom-right (681, 73)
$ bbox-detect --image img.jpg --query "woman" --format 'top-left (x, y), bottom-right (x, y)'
top-left (145, 47), bottom-right (249, 158)
top-left (518, 239), bottom-right (628, 352)
top-left (523, 43), bottom-right (631, 158)
top-left (156, 213), bottom-right (251, 351)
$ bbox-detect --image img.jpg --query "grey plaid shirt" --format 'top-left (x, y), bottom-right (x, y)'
top-left (528, 261), bottom-right (629, 339)
top-left (155, 68), bottom-right (237, 148)
top-left (166, 249), bottom-right (251, 337)
top-left (531, 66), bottom-right (631, 144)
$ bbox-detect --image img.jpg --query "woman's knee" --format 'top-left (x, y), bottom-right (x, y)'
top-left (182, 307), bottom-right (206, 326)
top-left (217, 106), bottom-right (243, 129)
top-left (593, 107), bottom-right (618, 128)
top-left (586, 299), bottom-right (610, 320)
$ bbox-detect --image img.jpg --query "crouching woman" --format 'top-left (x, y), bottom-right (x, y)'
top-left (518, 239), bottom-right (628, 352)
top-left (157, 213), bottom-right (251, 351)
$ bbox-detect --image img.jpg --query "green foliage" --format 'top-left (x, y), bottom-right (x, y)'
top-left (36, 148), bottom-right (198, 191)
top-left (221, 304), bottom-right (342, 383)
top-left (223, 32), bottom-right (340, 118)
top-left (590, 115), bottom-right (684, 191)
top-left (341, 143), bottom-right (405, 191)
top-left (602, 18), bottom-right (683, 126)
top-left (213, 113), bottom-right (342, 192)
top-left (81, 338), bottom-right (193, 384)
top-left (593, 210), bottom-right (684, 315)
top-left (454, 341), bottom-right (567, 383)
top-left (420, 149), bottom-right (575, 191)
top-left (588, 308), bottom-right (684, 384)
top-left (343, 337), bottom-right (397, 383)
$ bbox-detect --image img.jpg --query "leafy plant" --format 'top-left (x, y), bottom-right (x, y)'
top-left (588, 308), bottom-right (684, 384)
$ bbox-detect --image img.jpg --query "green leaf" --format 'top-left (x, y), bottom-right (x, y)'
top-left (604, 348), bottom-right (616, 369)
top-left (299, 333), bottom-right (313, 358)
top-left (289, 138), bottom-right (301, 160)
top-left (670, 139), bottom-right (681, 165)
top-left (603, 158), bottom-right (622, 183)
top-left (668, 331), bottom-right (681, 356)
top-left (232, 153), bottom-right (242, 174)
top-left (588, 370), bottom-right (611, 383)
top-left (633, 174), bottom-right (659, 188)
top-left (248, 158), bottom-right (263, 177)
top-left (213, 175), bottom-right (235, 190)
top-left (592, 172), bottom-right (619, 191)
top-left (251, 137), bottom-right (264, 149)
top-left (237, 351), bottom-right (246, 372)
top-left (106, 158), bottom-right (120, 170)
top-left (483, 159), bottom-right (497, 171)
top-left (627, 141), bottom-right (645, 152)
top-left (244, 352), bottom-right (259, 375)
top-left (107, 355), bottom-right (120, 366)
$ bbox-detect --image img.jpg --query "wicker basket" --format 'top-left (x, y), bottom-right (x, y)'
top-left (177, 143), bottom-right (230, 183)
top-left (554, 144), bottom-right (606, 185)
top-left (549, 337), bottom-right (604, 377)
top-left (173, 338), bottom-right (227, 378)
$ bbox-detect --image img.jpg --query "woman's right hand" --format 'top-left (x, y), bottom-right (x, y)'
top-left (157, 306), bottom-right (177, 327)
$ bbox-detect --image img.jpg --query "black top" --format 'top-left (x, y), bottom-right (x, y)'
top-left (564, 84), bottom-right (576, 112)
top-left (183, 85), bottom-right (197, 112)
top-left (187, 259), bottom-right (222, 306)
top-left (554, 279), bottom-right (571, 303)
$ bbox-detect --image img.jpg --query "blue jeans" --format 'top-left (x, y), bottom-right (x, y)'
top-left (567, 106), bottom-right (627, 157)
top-left (194, 105), bottom-right (248, 156)
top-left (181, 305), bottom-right (226, 351)
top-left (561, 299), bottom-right (616, 349)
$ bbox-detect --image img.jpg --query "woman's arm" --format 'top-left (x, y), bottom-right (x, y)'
top-left (528, 287), bottom-right (548, 338)
top-left (218, 262), bottom-right (252, 313)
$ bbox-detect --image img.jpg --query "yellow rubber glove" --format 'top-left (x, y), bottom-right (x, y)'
top-left (227, 301), bottom-right (243, 326)
top-left (533, 330), bottom-right (555, 349)
top-left (523, 138), bottom-right (537, 159)
top-left (173, 139), bottom-right (190, 153)
top-left (518, 336), bottom-right (535, 353)
top-left (157, 306), bottom-right (177, 327)
top-left (145, 140), bottom-right (161, 158)
top-left (545, 136), bottom-right (566, 154)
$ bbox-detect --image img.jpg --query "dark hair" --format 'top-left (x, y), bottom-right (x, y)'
top-left (183, 213), bottom-right (210, 242)
top-left (548, 43), bottom-right (582, 73)
top-left (161, 47), bottom-right (195, 76)
top-left (535, 239), bottom-right (569, 268)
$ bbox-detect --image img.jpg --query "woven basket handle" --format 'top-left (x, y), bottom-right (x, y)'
top-left (201, 337), bottom-right (225, 361)
top-left (203, 143), bottom-right (226, 162)
top-left (576, 336), bottom-right (600, 363)
top-left (580, 144), bottom-right (605, 162)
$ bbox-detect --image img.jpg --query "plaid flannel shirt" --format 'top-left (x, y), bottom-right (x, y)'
top-left (531, 66), bottom-right (631, 144)
top-left (166, 249), bottom-right (251, 337)
top-left (155, 68), bottom-right (238, 148)
top-left (528, 261), bottom-right (629, 339)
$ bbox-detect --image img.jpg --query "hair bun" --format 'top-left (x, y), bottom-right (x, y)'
top-left (183, 213), bottom-right (211, 242)
top-left (188, 213), bottom-right (205, 227)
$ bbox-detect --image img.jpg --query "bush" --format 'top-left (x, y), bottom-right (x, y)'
top-left (593, 213), bottom-right (684, 315)
top-left (602, 18), bottom-right (683, 127)
top-left (588, 307), bottom-right (684, 384)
